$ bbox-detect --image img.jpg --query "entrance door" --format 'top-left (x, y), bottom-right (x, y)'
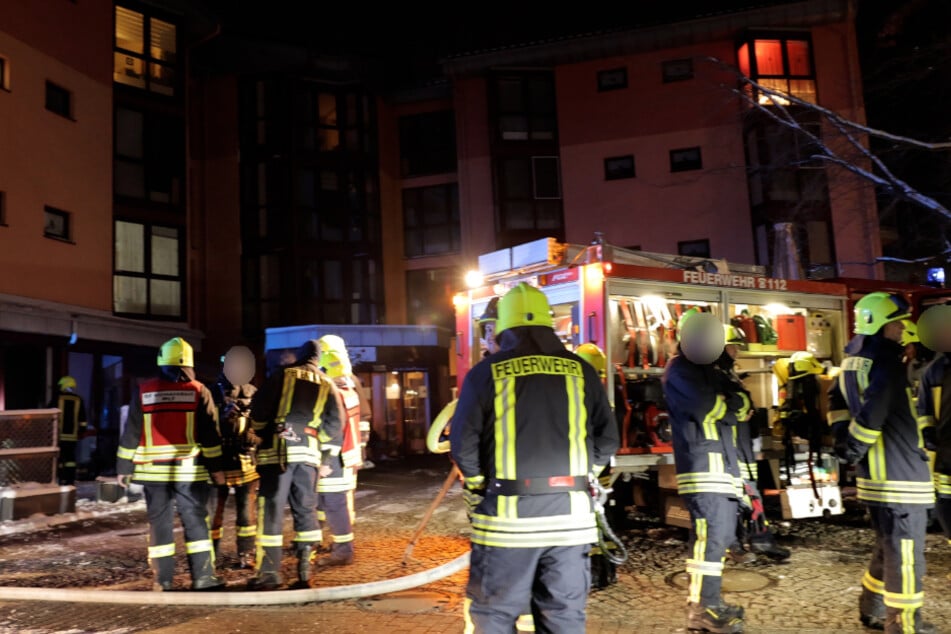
top-left (375, 370), bottom-right (430, 458)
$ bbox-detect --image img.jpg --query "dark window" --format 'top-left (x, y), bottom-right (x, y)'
top-left (403, 184), bottom-right (460, 258)
top-left (399, 110), bottom-right (457, 177)
top-left (495, 75), bottom-right (556, 141)
top-left (45, 81), bottom-right (71, 118)
top-left (662, 58), bottom-right (694, 83)
top-left (0, 57), bottom-right (8, 90)
top-left (114, 107), bottom-right (184, 205)
top-left (113, 220), bottom-right (183, 318)
top-left (670, 146), bottom-right (703, 172)
top-left (114, 5), bottom-right (178, 96)
top-left (406, 268), bottom-right (457, 330)
top-left (597, 67), bottom-right (627, 92)
top-left (0, 191), bottom-right (6, 225)
top-left (737, 36), bottom-right (816, 105)
top-left (604, 155), bottom-right (636, 180)
top-left (678, 239), bottom-right (710, 258)
top-left (498, 156), bottom-right (563, 233)
top-left (43, 206), bottom-right (71, 241)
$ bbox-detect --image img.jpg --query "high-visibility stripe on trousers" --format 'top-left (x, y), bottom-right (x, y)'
top-left (463, 543), bottom-right (590, 633)
top-left (682, 493), bottom-right (738, 607)
top-left (255, 463), bottom-right (320, 576)
top-left (861, 506), bottom-right (927, 634)
top-left (317, 460), bottom-right (356, 556)
top-left (143, 481), bottom-right (215, 586)
top-left (209, 480), bottom-right (259, 555)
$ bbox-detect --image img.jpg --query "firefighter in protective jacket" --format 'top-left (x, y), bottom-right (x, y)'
top-left (664, 309), bottom-right (746, 633)
top-left (450, 282), bottom-right (618, 633)
top-left (315, 343), bottom-right (367, 567)
top-left (248, 340), bottom-right (343, 590)
top-left (116, 337), bottom-right (225, 591)
top-left (917, 346), bottom-right (951, 544)
top-left (208, 346), bottom-right (260, 570)
top-left (50, 375), bottom-right (88, 485)
top-left (828, 292), bottom-right (935, 634)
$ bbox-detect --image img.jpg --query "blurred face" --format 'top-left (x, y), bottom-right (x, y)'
top-left (482, 321), bottom-right (499, 355)
top-left (882, 320), bottom-right (904, 343)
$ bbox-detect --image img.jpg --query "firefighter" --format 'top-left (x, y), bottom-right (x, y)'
top-left (718, 326), bottom-right (790, 564)
top-left (828, 292), bottom-right (936, 634)
top-left (663, 308), bottom-right (745, 633)
top-left (115, 337), bottom-right (225, 592)
top-left (208, 346), bottom-right (260, 570)
top-left (479, 297), bottom-right (500, 358)
top-left (450, 282), bottom-right (618, 632)
top-left (317, 335), bottom-right (373, 468)
top-left (50, 376), bottom-right (87, 485)
top-left (248, 340), bottom-right (342, 590)
top-left (315, 344), bottom-right (365, 567)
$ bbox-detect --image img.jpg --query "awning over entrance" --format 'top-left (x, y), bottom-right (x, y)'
top-left (0, 292), bottom-right (204, 350)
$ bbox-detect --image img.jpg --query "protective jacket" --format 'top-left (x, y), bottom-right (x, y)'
top-left (450, 326), bottom-right (618, 548)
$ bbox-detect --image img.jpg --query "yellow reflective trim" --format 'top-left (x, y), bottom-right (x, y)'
top-left (901, 538), bottom-right (914, 602)
top-left (117, 446), bottom-right (136, 460)
top-left (148, 543), bottom-right (176, 559)
top-left (856, 478), bottom-right (935, 493)
top-left (237, 525), bottom-right (257, 538)
top-left (867, 436), bottom-right (886, 482)
top-left (917, 416), bottom-right (936, 429)
top-left (849, 420), bottom-right (881, 445)
top-left (186, 411), bottom-right (195, 446)
top-left (294, 530), bottom-right (323, 542)
top-left (258, 534), bottom-right (284, 547)
top-left (883, 591), bottom-right (924, 609)
top-left (493, 377), bottom-right (515, 479)
top-left (933, 386), bottom-right (942, 420)
top-left (686, 559), bottom-right (723, 575)
top-left (201, 445), bottom-right (223, 459)
top-left (708, 452), bottom-right (724, 473)
top-left (702, 397), bottom-right (725, 441)
top-left (470, 527), bottom-right (598, 548)
top-left (827, 409), bottom-right (851, 425)
top-left (463, 598), bottom-right (475, 634)
top-left (689, 518), bottom-right (708, 603)
top-left (862, 571), bottom-right (885, 595)
top-left (936, 473), bottom-right (951, 495)
top-left (186, 539), bottom-right (213, 554)
top-left (566, 374), bottom-right (587, 476)
top-left (491, 355), bottom-right (584, 380)
top-left (331, 533), bottom-right (354, 543)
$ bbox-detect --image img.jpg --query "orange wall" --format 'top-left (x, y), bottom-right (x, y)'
top-left (0, 16), bottom-right (113, 311)
top-left (189, 74), bottom-right (244, 357)
top-left (452, 77), bottom-right (496, 261)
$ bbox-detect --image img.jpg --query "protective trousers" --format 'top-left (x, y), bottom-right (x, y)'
top-left (255, 463), bottom-right (321, 576)
top-left (935, 483), bottom-right (951, 542)
top-left (316, 461), bottom-right (356, 557)
top-left (210, 480), bottom-right (259, 556)
top-left (144, 481), bottom-right (215, 587)
top-left (464, 543), bottom-right (590, 634)
top-left (57, 441), bottom-right (77, 485)
top-left (683, 493), bottom-right (738, 606)
top-left (860, 506), bottom-right (928, 634)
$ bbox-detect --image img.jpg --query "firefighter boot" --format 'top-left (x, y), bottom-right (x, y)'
top-left (726, 541), bottom-right (757, 564)
top-left (884, 608), bottom-right (936, 634)
top-left (685, 602), bottom-right (744, 633)
top-left (292, 545), bottom-right (314, 589)
top-left (247, 546), bottom-right (283, 590)
top-left (317, 542), bottom-right (354, 567)
top-left (747, 531), bottom-right (790, 561)
top-left (188, 550), bottom-right (225, 591)
top-left (859, 588), bottom-right (886, 630)
top-left (151, 555), bottom-right (176, 592)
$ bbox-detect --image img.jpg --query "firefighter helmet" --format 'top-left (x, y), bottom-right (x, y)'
top-left (773, 357), bottom-right (790, 386)
top-left (576, 343), bottom-right (607, 378)
top-left (788, 351), bottom-right (824, 380)
top-left (58, 376), bottom-right (77, 392)
top-left (724, 324), bottom-right (747, 348)
top-left (317, 334), bottom-right (347, 356)
top-left (853, 292), bottom-right (910, 335)
top-left (320, 348), bottom-right (352, 378)
top-left (157, 337), bottom-right (194, 368)
top-left (676, 307), bottom-right (703, 342)
top-left (495, 283), bottom-right (553, 335)
top-left (479, 297), bottom-right (500, 339)
top-left (900, 319), bottom-right (919, 346)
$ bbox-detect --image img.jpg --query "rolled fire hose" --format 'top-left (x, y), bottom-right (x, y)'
top-left (426, 399), bottom-right (457, 454)
top-left (1, 552), bottom-right (471, 606)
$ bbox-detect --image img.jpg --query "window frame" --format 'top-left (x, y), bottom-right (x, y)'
top-left (678, 238), bottom-right (711, 258)
top-left (669, 146), bottom-right (703, 172)
top-left (112, 219), bottom-right (185, 319)
top-left (113, 3), bottom-right (181, 97)
top-left (662, 58), bottom-right (694, 83)
top-left (737, 34), bottom-right (818, 105)
top-left (43, 206), bottom-right (72, 242)
top-left (398, 110), bottom-right (457, 178)
top-left (45, 81), bottom-right (73, 119)
top-left (604, 155), bottom-right (636, 180)
top-left (402, 183), bottom-right (461, 259)
top-left (492, 73), bottom-right (558, 143)
top-left (0, 191), bottom-right (6, 226)
top-left (113, 105), bottom-right (185, 206)
top-left (597, 67), bottom-right (628, 92)
top-left (0, 56), bottom-right (9, 91)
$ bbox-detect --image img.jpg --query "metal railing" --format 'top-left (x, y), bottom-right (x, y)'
top-left (0, 409), bottom-right (59, 487)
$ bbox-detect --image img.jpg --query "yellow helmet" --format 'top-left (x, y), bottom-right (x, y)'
top-left (853, 292), bottom-right (910, 335)
top-left (157, 337), bottom-right (194, 367)
top-left (723, 324), bottom-right (747, 348)
top-left (495, 283), bottom-right (553, 335)
top-left (773, 357), bottom-right (791, 385)
top-left (676, 307), bottom-right (703, 342)
top-left (320, 348), bottom-right (352, 378)
top-left (788, 351), bottom-right (824, 380)
top-left (317, 334), bottom-right (347, 356)
top-left (900, 319), bottom-right (919, 346)
top-left (576, 343), bottom-right (607, 378)
top-left (58, 376), bottom-right (77, 391)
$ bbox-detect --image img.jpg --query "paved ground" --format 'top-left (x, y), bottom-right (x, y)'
top-left (0, 456), bottom-right (949, 633)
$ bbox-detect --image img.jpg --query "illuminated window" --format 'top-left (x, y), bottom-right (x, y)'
top-left (114, 5), bottom-right (178, 96)
top-left (113, 221), bottom-right (183, 318)
top-left (43, 206), bottom-right (71, 241)
top-left (737, 36), bottom-right (816, 105)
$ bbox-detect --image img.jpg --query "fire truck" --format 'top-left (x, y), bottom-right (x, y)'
top-left (453, 238), bottom-right (854, 526)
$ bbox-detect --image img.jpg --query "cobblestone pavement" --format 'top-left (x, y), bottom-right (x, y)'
top-left (0, 457), bottom-right (949, 633)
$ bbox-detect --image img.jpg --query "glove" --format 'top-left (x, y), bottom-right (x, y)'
top-left (116, 474), bottom-right (132, 488)
top-left (739, 493), bottom-right (753, 512)
top-left (834, 439), bottom-right (862, 465)
top-left (318, 464), bottom-right (332, 478)
top-left (462, 487), bottom-right (485, 518)
top-left (922, 426), bottom-right (938, 452)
